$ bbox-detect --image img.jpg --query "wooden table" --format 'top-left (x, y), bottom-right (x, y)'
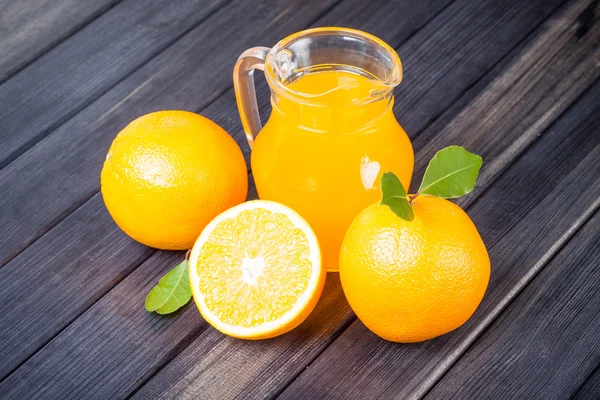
top-left (1, 0), bottom-right (599, 398)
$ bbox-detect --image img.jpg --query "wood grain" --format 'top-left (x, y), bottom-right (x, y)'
top-left (224, 0), bottom-right (569, 165)
top-left (411, 0), bottom-right (600, 196)
top-left (573, 366), bottom-right (600, 399)
top-left (314, 0), bottom-right (453, 46)
top-left (0, 0), bottom-right (228, 169)
top-left (390, 0), bottom-right (567, 137)
top-left (425, 211), bottom-right (600, 399)
top-left (0, 0), bottom-right (120, 83)
top-left (0, 195), bottom-right (154, 380)
top-left (135, 274), bottom-right (353, 400)
top-left (190, 0), bottom-right (457, 166)
top-left (0, 250), bottom-right (203, 399)
top-left (277, 79), bottom-right (600, 399)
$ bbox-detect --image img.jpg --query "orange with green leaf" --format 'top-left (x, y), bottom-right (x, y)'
top-left (339, 146), bottom-right (490, 342)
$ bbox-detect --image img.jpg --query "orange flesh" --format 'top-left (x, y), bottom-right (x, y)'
top-left (196, 208), bottom-right (313, 328)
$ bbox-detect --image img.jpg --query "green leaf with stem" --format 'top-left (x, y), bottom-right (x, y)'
top-left (418, 146), bottom-right (482, 198)
top-left (145, 259), bottom-right (192, 314)
top-left (380, 172), bottom-right (414, 221)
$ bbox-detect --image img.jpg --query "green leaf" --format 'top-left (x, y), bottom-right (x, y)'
top-left (418, 146), bottom-right (483, 198)
top-left (380, 172), bottom-right (414, 221)
top-left (145, 259), bottom-right (192, 314)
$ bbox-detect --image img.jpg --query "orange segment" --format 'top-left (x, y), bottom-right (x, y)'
top-left (189, 200), bottom-right (324, 339)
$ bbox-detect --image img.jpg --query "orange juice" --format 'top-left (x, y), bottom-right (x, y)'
top-left (251, 68), bottom-right (413, 271)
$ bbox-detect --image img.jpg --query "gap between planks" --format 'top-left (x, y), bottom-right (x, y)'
top-left (0, 0), bottom-right (359, 388)
top-left (277, 86), bottom-right (600, 400)
top-left (0, 247), bottom-right (158, 384)
top-left (0, 0), bottom-right (235, 267)
top-left (1, 0), bottom-right (562, 275)
top-left (424, 207), bottom-right (600, 398)
top-left (0, 0), bottom-right (502, 273)
top-left (274, 79), bottom-right (600, 399)
top-left (0, 0), bottom-right (494, 394)
top-left (572, 358), bottom-right (600, 399)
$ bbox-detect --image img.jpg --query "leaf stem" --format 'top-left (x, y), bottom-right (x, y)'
top-left (408, 193), bottom-right (419, 204)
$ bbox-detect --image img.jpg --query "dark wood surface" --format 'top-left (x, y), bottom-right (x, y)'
top-left (0, 0), bottom-right (228, 168)
top-left (426, 211), bottom-right (600, 399)
top-left (0, 0), bottom-right (121, 83)
top-left (0, 0), bottom-right (598, 399)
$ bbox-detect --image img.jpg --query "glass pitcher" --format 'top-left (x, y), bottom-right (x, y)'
top-left (234, 27), bottom-right (414, 271)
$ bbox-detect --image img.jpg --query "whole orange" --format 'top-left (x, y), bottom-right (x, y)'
top-left (101, 110), bottom-right (248, 250)
top-left (339, 195), bottom-right (490, 342)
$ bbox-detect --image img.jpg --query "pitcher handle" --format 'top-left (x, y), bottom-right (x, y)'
top-left (233, 47), bottom-right (270, 149)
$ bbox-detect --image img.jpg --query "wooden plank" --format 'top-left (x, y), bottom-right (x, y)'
top-left (0, 0), bottom-right (454, 389)
top-left (411, 0), bottom-right (600, 195)
top-left (0, 250), bottom-right (203, 399)
top-left (0, 0), bottom-right (340, 269)
top-left (277, 79), bottom-right (600, 398)
top-left (0, 195), bottom-right (154, 379)
top-left (0, 0), bottom-right (120, 82)
top-left (0, 0), bottom-right (343, 387)
top-left (0, 265), bottom-right (351, 400)
top-left (390, 0), bottom-right (568, 137)
top-left (574, 367), bottom-right (600, 399)
top-left (425, 211), bottom-right (600, 399)
top-left (0, 0), bottom-right (228, 169)
top-left (314, 0), bottom-right (453, 46)
top-left (127, 2), bottom-right (600, 398)
top-left (184, 0), bottom-right (460, 167)
top-left (135, 277), bottom-right (352, 400)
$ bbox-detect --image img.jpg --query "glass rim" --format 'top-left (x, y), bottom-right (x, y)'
top-left (264, 27), bottom-right (403, 105)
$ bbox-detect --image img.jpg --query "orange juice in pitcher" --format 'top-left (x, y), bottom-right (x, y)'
top-left (234, 28), bottom-right (413, 271)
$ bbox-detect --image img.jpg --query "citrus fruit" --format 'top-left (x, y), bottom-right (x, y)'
top-left (189, 200), bottom-right (325, 339)
top-left (101, 110), bottom-right (247, 250)
top-left (339, 195), bottom-right (490, 342)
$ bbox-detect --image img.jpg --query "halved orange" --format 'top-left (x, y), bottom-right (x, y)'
top-left (189, 200), bottom-right (325, 339)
